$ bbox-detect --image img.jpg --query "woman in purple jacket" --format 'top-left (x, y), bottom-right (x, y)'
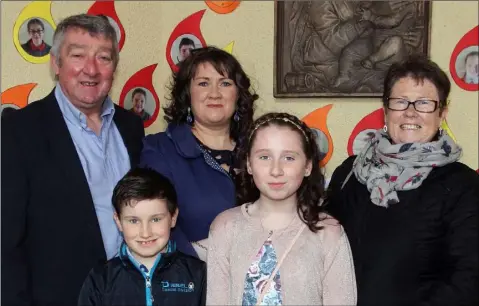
top-left (140, 46), bottom-right (258, 260)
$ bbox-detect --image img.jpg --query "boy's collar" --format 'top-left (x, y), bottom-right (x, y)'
top-left (118, 240), bottom-right (177, 274)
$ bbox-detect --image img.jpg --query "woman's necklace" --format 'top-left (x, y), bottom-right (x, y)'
top-left (246, 202), bottom-right (297, 237)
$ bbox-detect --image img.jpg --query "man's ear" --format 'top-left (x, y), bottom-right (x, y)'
top-left (113, 212), bottom-right (123, 232)
top-left (171, 208), bottom-right (179, 228)
top-left (50, 54), bottom-right (60, 76)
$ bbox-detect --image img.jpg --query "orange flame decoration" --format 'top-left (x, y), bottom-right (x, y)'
top-left (205, 1), bottom-right (241, 14)
top-left (87, 1), bottom-right (126, 51)
top-left (301, 104), bottom-right (334, 167)
top-left (1, 83), bottom-right (38, 110)
top-left (118, 65), bottom-right (160, 129)
top-left (166, 10), bottom-right (208, 73)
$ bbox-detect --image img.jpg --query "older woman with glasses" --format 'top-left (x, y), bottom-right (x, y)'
top-left (326, 55), bottom-right (478, 306)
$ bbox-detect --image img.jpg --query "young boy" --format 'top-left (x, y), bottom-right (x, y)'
top-left (78, 168), bottom-right (206, 306)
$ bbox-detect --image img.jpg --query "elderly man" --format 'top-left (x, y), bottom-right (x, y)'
top-left (2, 14), bottom-right (145, 306)
top-left (21, 18), bottom-right (52, 57)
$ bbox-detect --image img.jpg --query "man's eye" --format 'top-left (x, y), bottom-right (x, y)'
top-left (128, 219), bottom-right (138, 224)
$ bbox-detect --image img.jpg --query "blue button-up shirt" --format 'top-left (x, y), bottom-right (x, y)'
top-left (55, 85), bottom-right (130, 259)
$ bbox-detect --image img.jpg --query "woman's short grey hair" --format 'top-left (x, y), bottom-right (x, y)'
top-left (50, 14), bottom-right (119, 68)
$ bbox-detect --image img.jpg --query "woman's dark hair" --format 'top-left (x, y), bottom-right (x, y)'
top-left (112, 167), bottom-right (177, 216)
top-left (236, 112), bottom-right (326, 232)
top-left (27, 18), bottom-right (45, 31)
top-left (163, 46), bottom-right (258, 144)
top-left (382, 54), bottom-right (451, 112)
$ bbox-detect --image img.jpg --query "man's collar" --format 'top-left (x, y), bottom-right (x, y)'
top-left (55, 84), bottom-right (115, 129)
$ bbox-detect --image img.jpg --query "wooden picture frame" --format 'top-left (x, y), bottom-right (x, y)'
top-left (274, 1), bottom-right (431, 97)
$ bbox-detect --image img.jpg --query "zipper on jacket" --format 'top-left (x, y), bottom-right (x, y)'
top-left (144, 271), bottom-right (154, 305)
top-left (122, 241), bottom-right (174, 306)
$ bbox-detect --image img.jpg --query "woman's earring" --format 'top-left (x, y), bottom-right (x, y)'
top-left (187, 107), bottom-right (193, 124)
top-left (439, 127), bottom-right (444, 137)
top-left (233, 111), bottom-right (240, 122)
top-left (383, 124), bottom-right (388, 133)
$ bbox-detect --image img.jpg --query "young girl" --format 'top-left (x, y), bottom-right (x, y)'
top-left (206, 112), bottom-right (357, 305)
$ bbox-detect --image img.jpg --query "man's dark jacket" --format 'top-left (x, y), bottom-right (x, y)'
top-left (1, 89), bottom-right (145, 306)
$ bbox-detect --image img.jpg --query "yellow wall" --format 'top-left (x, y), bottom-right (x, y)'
top-left (2, 1), bottom-right (478, 175)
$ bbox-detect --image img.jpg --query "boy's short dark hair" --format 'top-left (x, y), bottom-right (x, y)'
top-left (179, 37), bottom-right (195, 49)
top-left (112, 168), bottom-right (177, 215)
top-left (132, 87), bottom-right (147, 98)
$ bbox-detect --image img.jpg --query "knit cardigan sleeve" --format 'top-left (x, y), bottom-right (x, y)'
top-left (320, 221), bottom-right (358, 305)
top-left (206, 211), bottom-right (233, 305)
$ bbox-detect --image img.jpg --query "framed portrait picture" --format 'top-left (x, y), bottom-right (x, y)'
top-left (274, 1), bottom-right (431, 97)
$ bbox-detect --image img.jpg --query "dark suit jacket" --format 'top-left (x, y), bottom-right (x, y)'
top-left (1, 89), bottom-right (145, 306)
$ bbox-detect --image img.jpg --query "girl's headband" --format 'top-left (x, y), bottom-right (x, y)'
top-left (248, 117), bottom-right (309, 144)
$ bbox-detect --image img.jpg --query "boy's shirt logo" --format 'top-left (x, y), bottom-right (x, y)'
top-left (161, 281), bottom-right (195, 293)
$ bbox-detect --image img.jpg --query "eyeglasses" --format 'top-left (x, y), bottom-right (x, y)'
top-left (29, 29), bottom-right (44, 35)
top-left (387, 98), bottom-right (439, 113)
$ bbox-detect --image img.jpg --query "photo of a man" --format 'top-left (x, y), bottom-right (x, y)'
top-left (170, 34), bottom-right (203, 66)
top-left (178, 37), bottom-right (195, 62)
top-left (129, 88), bottom-right (151, 122)
top-left (21, 18), bottom-right (51, 57)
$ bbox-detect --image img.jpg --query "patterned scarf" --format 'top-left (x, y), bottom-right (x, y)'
top-left (353, 129), bottom-right (462, 208)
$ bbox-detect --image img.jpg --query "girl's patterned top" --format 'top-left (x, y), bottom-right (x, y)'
top-left (242, 234), bottom-right (282, 305)
top-left (206, 204), bottom-right (357, 305)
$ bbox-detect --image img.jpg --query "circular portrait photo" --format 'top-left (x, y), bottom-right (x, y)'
top-left (311, 128), bottom-right (328, 163)
top-left (455, 46), bottom-right (479, 85)
top-left (123, 87), bottom-right (156, 123)
top-left (170, 34), bottom-right (203, 65)
top-left (18, 17), bottom-right (54, 58)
